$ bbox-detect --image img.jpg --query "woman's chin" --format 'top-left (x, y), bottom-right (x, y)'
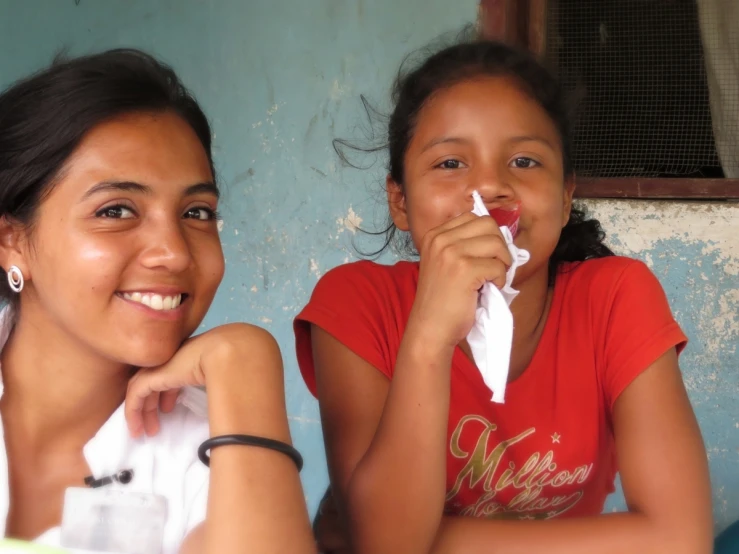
top-left (115, 341), bottom-right (183, 369)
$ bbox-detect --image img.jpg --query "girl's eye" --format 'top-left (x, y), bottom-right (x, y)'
top-left (184, 207), bottom-right (219, 221)
top-left (511, 157), bottom-right (540, 169)
top-left (437, 159), bottom-right (462, 170)
top-left (95, 205), bottom-right (135, 219)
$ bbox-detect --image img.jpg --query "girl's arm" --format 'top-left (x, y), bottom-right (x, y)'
top-left (313, 322), bottom-right (455, 554)
top-left (309, 213), bottom-right (513, 554)
top-left (431, 349), bottom-right (712, 554)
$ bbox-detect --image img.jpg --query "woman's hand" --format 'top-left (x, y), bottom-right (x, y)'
top-left (124, 323), bottom-right (251, 438)
top-left (409, 212), bottom-right (512, 350)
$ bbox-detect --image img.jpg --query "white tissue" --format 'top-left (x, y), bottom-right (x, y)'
top-left (466, 191), bottom-right (530, 403)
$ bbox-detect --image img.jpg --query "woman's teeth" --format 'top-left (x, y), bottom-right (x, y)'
top-left (122, 292), bottom-right (183, 311)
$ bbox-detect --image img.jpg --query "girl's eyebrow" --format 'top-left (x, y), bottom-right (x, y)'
top-left (419, 136), bottom-right (470, 154)
top-left (508, 135), bottom-right (557, 150)
top-left (419, 135), bottom-right (557, 154)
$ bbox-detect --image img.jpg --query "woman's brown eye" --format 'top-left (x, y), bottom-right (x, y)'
top-left (95, 205), bottom-right (135, 218)
top-left (184, 207), bottom-right (218, 221)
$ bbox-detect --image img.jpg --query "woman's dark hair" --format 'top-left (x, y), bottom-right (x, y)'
top-left (336, 37), bottom-right (614, 281)
top-left (0, 48), bottom-right (214, 302)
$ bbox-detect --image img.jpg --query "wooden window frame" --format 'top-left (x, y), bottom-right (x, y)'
top-left (479, 0), bottom-right (739, 199)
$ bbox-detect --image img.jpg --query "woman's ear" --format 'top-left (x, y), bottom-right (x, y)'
top-left (0, 216), bottom-right (28, 277)
top-left (386, 175), bottom-right (409, 231)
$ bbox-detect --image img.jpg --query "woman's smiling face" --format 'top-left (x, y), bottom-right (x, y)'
top-left (13, 110), bottom-right (225, 368)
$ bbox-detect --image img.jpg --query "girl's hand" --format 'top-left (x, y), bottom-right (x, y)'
top-left (409, 212), bottom-right (512, 350)
top-left (313, 490), bottom-right (351, 554)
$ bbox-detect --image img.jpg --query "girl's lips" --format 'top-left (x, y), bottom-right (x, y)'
top-left (490, 202), bottom-right (521, 237)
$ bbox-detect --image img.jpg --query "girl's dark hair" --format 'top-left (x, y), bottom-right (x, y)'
top-left (0, 48), bottom-right (214, 302)
top-left (336, 37), bottom-right (614, 280)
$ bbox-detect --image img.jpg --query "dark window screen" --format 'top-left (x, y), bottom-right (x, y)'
top-left (546, 0), bottom-right (737, 179)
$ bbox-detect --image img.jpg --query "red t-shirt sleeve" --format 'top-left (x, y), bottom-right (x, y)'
top-left (294, 262), bottom-right (397, 396)
top-left (597, 259), bottom-right (688, 410)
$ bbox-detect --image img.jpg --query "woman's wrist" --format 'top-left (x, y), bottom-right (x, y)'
top-left (199, 324), bottom-right (289, 439)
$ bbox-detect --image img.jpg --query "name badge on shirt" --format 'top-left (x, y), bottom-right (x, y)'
top-left (60, 487), bottom-right (168, 554)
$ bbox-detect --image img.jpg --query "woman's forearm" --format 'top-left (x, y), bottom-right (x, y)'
top-left (200, 327), bottom-right (315, 554)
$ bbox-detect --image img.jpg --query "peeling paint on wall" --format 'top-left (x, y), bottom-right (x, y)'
top-left (586, 200), bottom-right (739, 274)
top-left (336, 205), bottom-right (363, 234)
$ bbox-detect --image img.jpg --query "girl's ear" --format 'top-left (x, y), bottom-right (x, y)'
top-left (562, 175), bottom-right (576, 228)
top-left (387, 175), bottom-right (409, 231)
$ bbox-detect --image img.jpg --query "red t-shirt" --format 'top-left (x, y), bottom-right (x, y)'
top-left (294, 256), bottom-right (687, 520)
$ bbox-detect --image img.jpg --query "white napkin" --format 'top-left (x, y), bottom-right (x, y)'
top-left (466, 191), bottom-right (530, 403)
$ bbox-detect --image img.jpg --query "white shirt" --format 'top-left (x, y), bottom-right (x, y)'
top-left (0, 308), bottom-right (211, 553)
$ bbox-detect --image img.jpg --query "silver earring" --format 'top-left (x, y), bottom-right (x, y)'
top-left (7, 265), bottom-right (23, 293)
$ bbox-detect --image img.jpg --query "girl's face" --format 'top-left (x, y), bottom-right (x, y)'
top-left (388, 76), bottom-right (574, 284)
top-left (6, 111), bottom-right (224, 368)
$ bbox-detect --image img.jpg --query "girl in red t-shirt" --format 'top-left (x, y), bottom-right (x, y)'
top-left (294, 39), bottom-right (712, 554)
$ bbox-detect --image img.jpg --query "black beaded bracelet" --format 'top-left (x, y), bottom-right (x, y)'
top-left (198, 434), bottom-right (304, 472)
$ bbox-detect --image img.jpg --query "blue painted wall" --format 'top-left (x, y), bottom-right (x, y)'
top-left (1, 0), bottom-right (736, 532)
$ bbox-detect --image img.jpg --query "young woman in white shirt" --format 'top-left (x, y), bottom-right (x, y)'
top-left (0, 49), bottom-right (315, 554)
